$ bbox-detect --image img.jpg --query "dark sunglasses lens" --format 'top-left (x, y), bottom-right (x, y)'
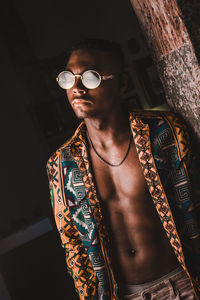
top-left (82, 70), bottom-right (101, 89)
top-left (57, 71), bottom-right (74, 89)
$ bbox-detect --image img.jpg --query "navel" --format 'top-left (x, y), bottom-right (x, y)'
top-left (129, 249), bottom-right (136, 255)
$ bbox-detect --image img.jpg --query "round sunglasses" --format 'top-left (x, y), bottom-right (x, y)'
top-left (56, 70), bottom-right (115, 90)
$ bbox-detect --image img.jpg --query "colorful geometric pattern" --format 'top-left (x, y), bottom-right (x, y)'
top-left (47, 151), bottom-right (98, 299)
top-left (130, 113), bottom-right (186, 269)
top-left (47, 110), bottom-right (200, 299)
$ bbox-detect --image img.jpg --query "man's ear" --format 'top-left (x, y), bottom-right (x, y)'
top-left (119, 72), bottom-right (128, 96)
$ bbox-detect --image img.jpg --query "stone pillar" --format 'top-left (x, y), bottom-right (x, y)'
top-left (130, 0), bottom-right (200, 142)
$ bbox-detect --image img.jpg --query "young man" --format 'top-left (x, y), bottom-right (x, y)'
top-left (46, 39), bottom-right (200, 299)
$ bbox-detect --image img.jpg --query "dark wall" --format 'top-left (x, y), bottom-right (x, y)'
top-left (1, 1), bottom-right (167, 299)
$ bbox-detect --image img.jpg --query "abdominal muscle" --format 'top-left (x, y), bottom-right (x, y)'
top-left (101, 192), bottom-right (180, 285)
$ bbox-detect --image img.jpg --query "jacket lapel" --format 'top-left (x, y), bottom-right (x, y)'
top-left (130, 112), bottom-right (187, 272)
top-left (61, 123), bottom-right (112, 298)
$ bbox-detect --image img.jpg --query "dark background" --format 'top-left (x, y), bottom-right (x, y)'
top-left (0, 0), bottom-right (168, 299)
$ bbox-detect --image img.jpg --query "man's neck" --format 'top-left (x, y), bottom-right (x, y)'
top-left (84, 109), bottom-right (130, 148)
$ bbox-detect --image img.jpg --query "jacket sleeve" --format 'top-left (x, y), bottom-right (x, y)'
top-left (166, 112), bottom-right (200, 277)
top-left (186, 139), bottom-right (200, 277)
top-left (182, 123), bottom-right (200, 286)
top-left (46, 156), bottom-right (97, 300)
top-left (173, 113), bottom-right (200, 238)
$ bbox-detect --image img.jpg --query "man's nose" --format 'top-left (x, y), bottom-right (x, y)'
top-left (72, 76), bottom-right (87, 94)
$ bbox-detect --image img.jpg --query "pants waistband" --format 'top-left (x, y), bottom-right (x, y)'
top-left (119, 266), bottom-right (183, 296)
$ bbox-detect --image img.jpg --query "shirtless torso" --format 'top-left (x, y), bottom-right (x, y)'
top-left (65, 46), bottom-right (180, 288)
top-left (88, 132), bottom-right (179, 285)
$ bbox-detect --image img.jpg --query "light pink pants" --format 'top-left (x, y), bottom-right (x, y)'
top-left (118, 268), bottom-right (196, 300)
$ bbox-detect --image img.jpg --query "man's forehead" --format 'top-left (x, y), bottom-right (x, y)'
top-left (66, 49), bottom-right (119, 71)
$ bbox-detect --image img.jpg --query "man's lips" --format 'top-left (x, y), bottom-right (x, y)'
top-left (72, 97), bottom-right (93, 105)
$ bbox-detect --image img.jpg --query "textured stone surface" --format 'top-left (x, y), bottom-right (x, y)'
top-left (130, 0), bottom-right (189, 59)
top-left (130, 0), bottom-right (200, 141)
top-left (178, 0), bottom-right (200, 64)
top-left (157, 43), bottom-right (200, 137)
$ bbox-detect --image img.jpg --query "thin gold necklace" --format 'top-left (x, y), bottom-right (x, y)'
top-left (87, 131), bottom-right (132, 167)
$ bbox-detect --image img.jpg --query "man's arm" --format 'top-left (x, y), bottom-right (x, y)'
top-left (166, 112), bottom-right (200, 274)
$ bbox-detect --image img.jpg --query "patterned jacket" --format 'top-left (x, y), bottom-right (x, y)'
top-left (46, 110), bottom-right (200, 299)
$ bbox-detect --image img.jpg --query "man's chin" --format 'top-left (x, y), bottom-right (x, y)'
top-left (74, 107), bottom-right (96, 119)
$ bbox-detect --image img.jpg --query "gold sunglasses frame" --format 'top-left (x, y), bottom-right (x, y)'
top-left (56, 70), bottom-right (115, 90)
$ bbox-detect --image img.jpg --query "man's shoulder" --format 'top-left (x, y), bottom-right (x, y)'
top-left (46, 140), bottom-right (71, 179)
top-left (131, 110), bottom-right (187, 128)
top-left (46, 123), bottom-right (83, 171)
top-left (131, 109), bottom-right (176, 120)
top-left (132, 110), bottom-right (190, 159)
top-left (131, 109), bottom-right (189, 142)
top-left (47, 139), bottom-right (70, 167)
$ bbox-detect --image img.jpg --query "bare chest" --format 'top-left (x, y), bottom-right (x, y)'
top-left (89, 141), bottom-right (162, 233)
top-left (90, 142), bottom-right (148, 203)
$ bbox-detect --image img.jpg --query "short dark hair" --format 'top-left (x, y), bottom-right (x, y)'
top-left (69, 38), bottom-right (125, 68)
